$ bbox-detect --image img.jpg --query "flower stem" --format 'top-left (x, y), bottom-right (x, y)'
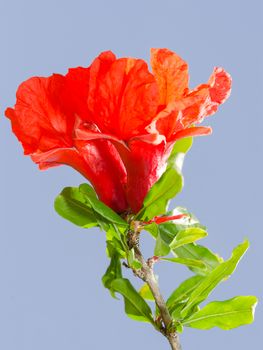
top-left (127, 225), bottom-right (182, 350)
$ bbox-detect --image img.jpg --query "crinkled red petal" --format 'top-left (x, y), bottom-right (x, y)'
top-left (5, 75), bottom-right (74, 154)
top-left (87, 53), bottom-right (159, 140)
top-left (172, 126), bottom-right (212, 142)
top-left (151, 48), bottom-right (189, 104)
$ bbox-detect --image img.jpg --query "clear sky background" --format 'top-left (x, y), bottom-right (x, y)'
top-left (1, 1), bottom-right (262, 349)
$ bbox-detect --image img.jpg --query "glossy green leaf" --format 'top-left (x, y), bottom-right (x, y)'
top-left (102, 250), bottom-right (122, 298)
top-left (55, 184), bottom-right (128, 229)
top-left (139, 168), bottom-right (183, 220)
top-left (139, 283), bottom-right (155, 301)
top-left (54, 187), bottom-right (98, 228)
top-left (169, 227), bottom-right (208, 249)
top-left (144, 222), bottom-right (172, 257)
top-left (161, 257), bottom-right (207, 270)
top-left (166, 276), bottom-right (204, 319)
top-left (181, 240), bottom-right (249, 317)
top-left (143, 223), bottom-right (159, 238)
top-left (106, 229), bottom-right (127, 257)
top-left (127, 249), bottom-right (142, 269)
top-left (154, 229), bottom-right (171, 256)
top-left (144, 222), bottom-right (173, 257)
top-left (79, 184), bottom-right (128, 226)
top-left (166, 139), bottom-right (192, 189)
top-left (167, 137), bottom-right (193, 170)
top-left (174, 321), bottom-right (184, 334)
top-left (167, 276), bottom-right (204, 310)
top-left (78, 183), bottom-right (97, 199)
top-left (157, 221), bottom-right (180, 239)
top-left (106, 222), bottom-right (128, 242)
top-left (183, 296), bottom-right (258, 330)
top-left (172, 303), bottom-right (200, 321)
top-left (112, 278), bottom-right (154, 323)
top-left (173, 243), bottom-right (223, 276)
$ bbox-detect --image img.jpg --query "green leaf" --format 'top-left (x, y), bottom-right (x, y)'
top-left (112, 278), bottom-right (154, 323)
top-left (161, 257), bottom-right (207, 270)
top-left (106, 231), bottom-right (127, 258)
top-left (181, 240), bottom-right (249, 317)
top-left (183, 296), bottom-right (258, 330)
top-left (78, 183), bottom-right (97, 199)
top-left (139, 168), bottom-right (183, 221)
top-left (157, 221), bottom-right (180, 239)
top-left (154, 229), bottom-right (171, 256)
top-left (167, 137), bottom-right (193, 170)
top-left (173, 243), bottom-right (223, 276)
top-left (127, 249), bottom-right (142, 269)
top-left (143, 223), bottom-right (159, 238)
top-left (106, 239), bottom-right (123, 258)
top-left (171, 304), bottom-right (200, 321)
top-left (166, 276), bottom-right (204, 320)
top-left (79, 184), bottom-right (128, 226)
top-left (167, 276), bottom-right (205, 312)
top-left (102, 250), bottom-right (122, 298)
top-left (144, 222), bottom-right (174, 257)
top-left (169, 227), bottom-right (208, 249)
top-left (55, 184), bottom-right (128, 230)
top-left (54, 187), bottom-right (98, 228)
top-left (139, 283), bottom-right (155, 301)
top-left (174, 321), bottom-right (184, 333)
top-left (144, 223), bottom-right (172, 256)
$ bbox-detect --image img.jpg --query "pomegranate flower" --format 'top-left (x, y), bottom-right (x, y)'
top-left (5, 48), bottom-right (231, 213)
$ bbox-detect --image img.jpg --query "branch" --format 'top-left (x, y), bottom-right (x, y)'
top-left (127, 225), bottom-right (182, 350)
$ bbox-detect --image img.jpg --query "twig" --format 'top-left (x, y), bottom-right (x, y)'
top-left (127, 226), bottom-right (182, 350)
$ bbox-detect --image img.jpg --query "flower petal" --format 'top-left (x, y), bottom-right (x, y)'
top-left (208, 67), bottom-right (232, 104)
top-left (146, 102), bottom-right (183, 141)
top-left (129, 132), bottom-right (166, 146)
top-left (5, 75), bottom-right (74, 154)
top-left (182, 66), bottom-right (232, 124)
top-left (151, 48), bottom-right (189, 104)
top-left (87, 53), bottom-right (159, 140)
top-left (172, 126), bottom-right (212, 141)
top-left (63, 66), bottom-right (91, 120)
top-left (77, 139), bottom-right (128, 212)
top-left (75, 126), bottom-right (130, 150)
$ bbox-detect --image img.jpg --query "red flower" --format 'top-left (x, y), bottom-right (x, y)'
top-left (5, 48), bottom-right (231, 213)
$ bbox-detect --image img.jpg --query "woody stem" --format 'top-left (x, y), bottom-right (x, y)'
top-left (128, 227), bottom-right (181, 350)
